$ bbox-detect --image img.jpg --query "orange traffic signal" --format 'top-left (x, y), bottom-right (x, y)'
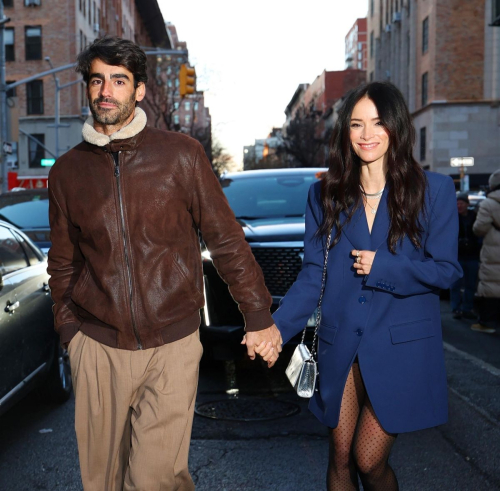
top-left (179, 64), bottom-right (196, 97)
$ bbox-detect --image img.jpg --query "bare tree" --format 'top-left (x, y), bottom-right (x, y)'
top-left (211, 138), bottom-right (234, 176)
top-left (278, 100), bottom-right (332, 168)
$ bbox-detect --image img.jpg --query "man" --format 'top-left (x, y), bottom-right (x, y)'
top-left (449, 193), bottom-right (480, 319)
top-left (48, 36), bottom-right (281, 491)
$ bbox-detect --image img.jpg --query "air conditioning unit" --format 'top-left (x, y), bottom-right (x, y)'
top-left (93, 23), bottom-right (100, 33)
top-left (393, 12), bottom-right (402, 23)
top-left (25, 0), bottom-right (41, 5)
top-left (81, 107), bottom-right (91, 118)
top-left (385, 24), bottom-right (392, 33)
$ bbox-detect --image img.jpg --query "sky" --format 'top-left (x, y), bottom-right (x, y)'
top-left (158, 0), bottom-right (369, 169)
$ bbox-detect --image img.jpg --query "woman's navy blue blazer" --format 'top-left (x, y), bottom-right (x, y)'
top-left (273, 171), bottom-right (462, 434)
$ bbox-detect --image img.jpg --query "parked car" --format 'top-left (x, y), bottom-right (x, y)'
top-left (200, 168), bottom-right (326, 358)
top-left (0, 189), bottom-right (50, 254)
top-left (0, 219), bottom-right (71, 416)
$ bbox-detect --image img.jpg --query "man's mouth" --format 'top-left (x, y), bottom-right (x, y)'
top-left (97, 102), bottom-right (117, 109)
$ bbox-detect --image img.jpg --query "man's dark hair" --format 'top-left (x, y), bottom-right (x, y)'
top-left (76, 36), bottom-right (148, 88)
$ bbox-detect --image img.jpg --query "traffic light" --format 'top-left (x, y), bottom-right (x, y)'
top-left (179, 64), bottom-right (196, 97)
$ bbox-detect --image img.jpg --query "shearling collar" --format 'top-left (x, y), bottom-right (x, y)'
top-left (82, 107), bottom-right (147, 147)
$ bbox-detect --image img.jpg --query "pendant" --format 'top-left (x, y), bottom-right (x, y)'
top-left (371, 209), bottom-right (376, 214)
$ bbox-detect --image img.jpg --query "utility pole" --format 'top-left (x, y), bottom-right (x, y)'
top-left (0, 1), bottom-right (12, 194)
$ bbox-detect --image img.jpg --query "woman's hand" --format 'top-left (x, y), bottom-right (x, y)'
top-left (351, 249), bottom-right (376, 275)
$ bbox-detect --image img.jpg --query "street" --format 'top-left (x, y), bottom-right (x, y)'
top-left (0, 301), bottom-right (499, 491)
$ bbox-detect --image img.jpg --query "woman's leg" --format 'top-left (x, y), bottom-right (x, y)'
top-left (353, 399), bottom-right (398, 491)
top-left (327, 362), bottom-right (365, 491)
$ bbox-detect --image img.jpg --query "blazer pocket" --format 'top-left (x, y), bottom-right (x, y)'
top-left (318, 322), bottom-right (338, 345)
top-left (389, 318), bottom-right (434, 344)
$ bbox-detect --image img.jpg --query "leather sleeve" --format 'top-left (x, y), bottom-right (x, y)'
top-left (189, 144), bottom-right (273, 332)
top-left (47, 176), bottom-right (83, 346)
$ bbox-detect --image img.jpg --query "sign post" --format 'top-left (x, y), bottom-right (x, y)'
top-left (450, 157), bottom-right (474, 192)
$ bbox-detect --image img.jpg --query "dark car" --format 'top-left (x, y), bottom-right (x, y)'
top-left (0, 189), bottom-right (51, 254)
top-left (0, 220), bottom-right (71, 416)
top-left (200, 168), bottom-right (326, 358)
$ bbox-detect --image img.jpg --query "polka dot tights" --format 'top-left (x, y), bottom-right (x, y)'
top-left (327, 361), bottom-right (399, 490)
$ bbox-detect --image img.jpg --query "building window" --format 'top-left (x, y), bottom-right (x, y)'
top-left (173, 115), bottom-right (180, 125)
top-left (25, 26), bottom-right (42, 60)
top-left (28, 134), bottom-right (45, 168)
top-left (6, 81), bottom-right (17, 98)
top-left (422, 17), bottom-right (429, 54)
top-left (174, 101), bottom-right (179, 110)
top-left (370, 71), bottom-right (374, 81)
top-left (185, 115), bottom-right (191, 125)
top-left (3, 0), bottom-right (14, 6)
top-left (422, 72), bottom-right (428, 106)
top-left (27, 80), bottom-right (44, 114)
top-left (420, 127), bottom-right (426, 161)
top-left (370, 31), bottom-right (374, 58)
top-left (184, 101), bottom-right (190, 111)
top-left (494, 0), bottom-right (500, 24)
top-left (194, 101), bottom-right (199, 111)
top-left (4, 28), bottom-right (14, 62)
top-left (370, 0), bottom-right (374, 16)
top-left (79, 0), bottom-right (83, 12)
top-left (24, 0), bottom-right (41, 5)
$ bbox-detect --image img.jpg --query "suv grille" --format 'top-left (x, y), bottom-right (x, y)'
top-left (251, 247), bottom-right (304, 297)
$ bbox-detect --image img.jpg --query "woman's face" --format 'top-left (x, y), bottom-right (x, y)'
top-left (349, 96), bottom-right (390, 167)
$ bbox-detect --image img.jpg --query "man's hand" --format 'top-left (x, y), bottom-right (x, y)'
top-left (241, 324), bottom-right (283, 368)
top-left (352, 249), bottom-right (376, 275)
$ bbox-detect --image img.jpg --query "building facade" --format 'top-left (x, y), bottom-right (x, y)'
top-left (3, 0), bottom-right (170, 180)
top-left (345, 18), bottom-right (368, 71)
top-left (367, 0), bottom-right (500, 186)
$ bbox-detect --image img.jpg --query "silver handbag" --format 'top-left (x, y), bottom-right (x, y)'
top-left (286, 231), bottom-right (332, 398)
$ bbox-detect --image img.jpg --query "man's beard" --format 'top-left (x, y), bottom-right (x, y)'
top-left (89, 92), bottom-right (137, 126)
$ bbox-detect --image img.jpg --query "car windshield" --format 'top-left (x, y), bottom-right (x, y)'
top-left (221, 174), bottom-right (320, 219)
top-left (0, 194), bottom-right (49, 229)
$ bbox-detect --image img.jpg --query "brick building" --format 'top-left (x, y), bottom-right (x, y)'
top-left (3, 0), bottom-right (170, 179)
top-left (345, 18), bottom-right (368, 71)
top-left (367, 0), bottom-right (500, 186)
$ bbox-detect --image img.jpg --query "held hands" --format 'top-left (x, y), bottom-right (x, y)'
top-left (351, 249), bottom-right (376, 275)
top-left (241, 324), bottom-right (283, 368)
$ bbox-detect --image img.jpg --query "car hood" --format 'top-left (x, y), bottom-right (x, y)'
top-left (238, 217), bottom-right (305, 242)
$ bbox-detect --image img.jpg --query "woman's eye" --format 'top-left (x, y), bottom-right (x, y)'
top-left (350, 123), bottom-right (361, 128)
top-left (375, 121), bottom-right (384, 126)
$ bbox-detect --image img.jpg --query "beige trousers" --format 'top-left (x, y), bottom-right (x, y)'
top-left (68, 329), bottom-right (203, 491)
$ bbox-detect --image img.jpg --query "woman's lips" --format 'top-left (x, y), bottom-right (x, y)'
top-left (357, 143), bottom-right (379, 150)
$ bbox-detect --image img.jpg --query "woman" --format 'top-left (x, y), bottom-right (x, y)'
top-left (471, 169), bottom-right (500, 334)
top-left (271, 82), bottom-right (462, 490)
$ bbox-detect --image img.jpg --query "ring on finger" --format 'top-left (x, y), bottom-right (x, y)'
top-left (356, 256), bottom-right (361, 264)
top-left (356, 250), bottom-right (360, 257)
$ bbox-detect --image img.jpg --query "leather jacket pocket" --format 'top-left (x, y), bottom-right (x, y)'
top-left (171, 252), bottom-right (203, 296)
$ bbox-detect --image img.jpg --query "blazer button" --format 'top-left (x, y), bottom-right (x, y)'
top-left (355, 329), bottom-right (363, 336)
top-left (358, 296), bottom-right (367, 304)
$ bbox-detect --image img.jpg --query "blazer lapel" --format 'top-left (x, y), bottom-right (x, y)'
top-left (340, 204), bottom-right (371, 252)
top-left (370, 188), bottom-right (390, 251)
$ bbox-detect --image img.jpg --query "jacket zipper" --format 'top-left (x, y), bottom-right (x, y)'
top-left (113, 151), bottom-right (143, 350)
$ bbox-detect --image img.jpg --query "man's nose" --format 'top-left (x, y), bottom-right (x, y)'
top-left (100, 80), bottom-right (113, 98)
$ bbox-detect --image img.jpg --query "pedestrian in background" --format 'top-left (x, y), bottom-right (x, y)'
top-left (272, 82), bottom-right (461, 491)
top-left (471, 169), bottom-right (500, 334)
top-left (450, 193), bottom-right (480, 319)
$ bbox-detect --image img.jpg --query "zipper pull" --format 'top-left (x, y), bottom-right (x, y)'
top-left (114, 164), bottom-right (120, 177)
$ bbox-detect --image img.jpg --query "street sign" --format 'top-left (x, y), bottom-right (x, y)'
top-left (450, 157), bottom-right (474, 167)
top-left (2, 142), bottom-right (12, 154)
top-left (41, 158), bottom-right (56, 167)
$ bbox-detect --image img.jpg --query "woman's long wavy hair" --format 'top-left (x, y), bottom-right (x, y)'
top-left (318, 82), bottom-right (427, 253)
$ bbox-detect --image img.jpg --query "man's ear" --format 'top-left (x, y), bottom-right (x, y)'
top-left (136, 82), bottom-right (146, 102)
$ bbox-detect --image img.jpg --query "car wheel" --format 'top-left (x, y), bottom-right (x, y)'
top-left (41, 341), bottom-right (72, 404)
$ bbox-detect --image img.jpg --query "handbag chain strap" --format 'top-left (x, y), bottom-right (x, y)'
top-left (300, 230), bottom-right (333, 360)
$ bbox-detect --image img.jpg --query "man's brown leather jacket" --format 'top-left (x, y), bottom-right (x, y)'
top-left (48, 127), bottom-right (273, 350)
